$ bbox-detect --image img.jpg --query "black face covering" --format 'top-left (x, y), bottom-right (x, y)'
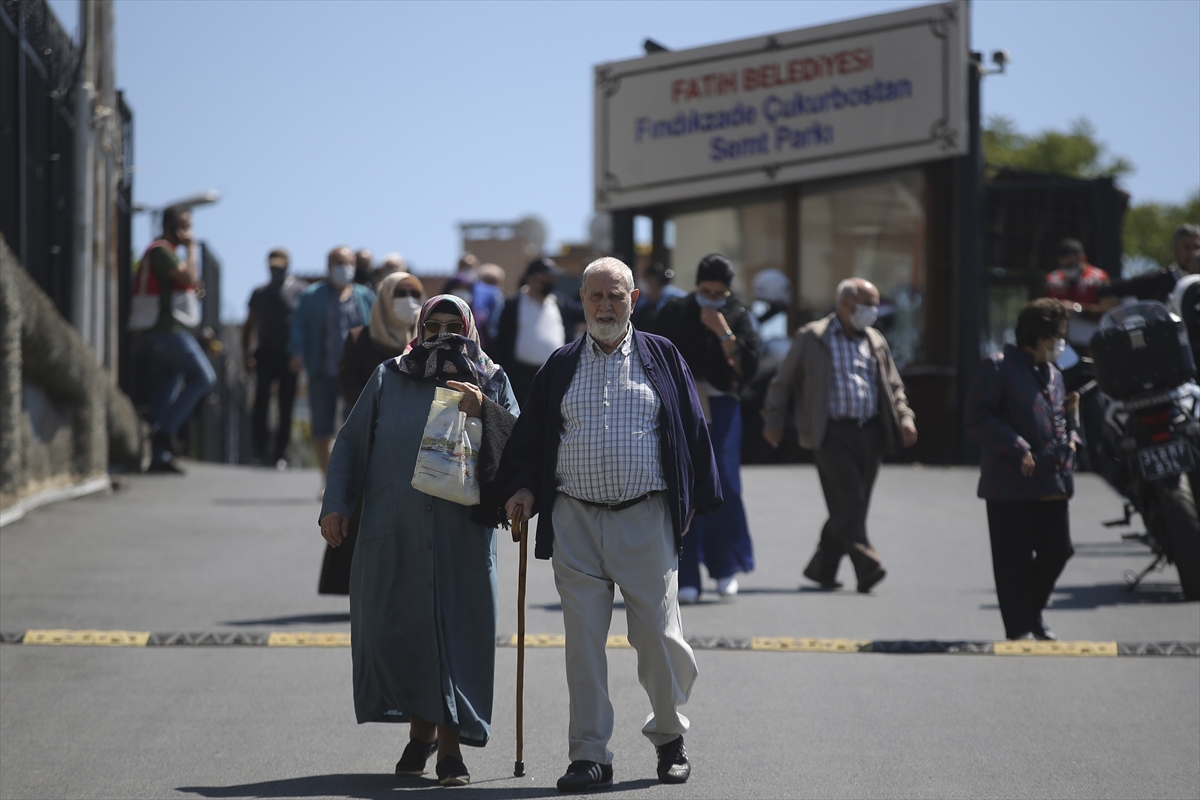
top-left (269, 267), bottom-right (288, 285)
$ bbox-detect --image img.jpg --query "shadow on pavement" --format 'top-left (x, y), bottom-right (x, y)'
top-left (976, 582), bottom-right (1190, 613)
top-left (1070, 541), bottom-right (1158, 558)
top-left (1047, 582), bottom-right (1191, 609)
top-left (222, 613), bottom-right (351, 627)
top-left (177, 774), bottom-right (657, 798)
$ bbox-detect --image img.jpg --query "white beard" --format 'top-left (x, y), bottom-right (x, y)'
top-left (586, 313), bottom-right (630, 346)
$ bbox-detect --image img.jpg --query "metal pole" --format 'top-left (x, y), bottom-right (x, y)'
top-left (955, 50), bottom-right (984, 464)
top-left (16, 0), bottom-right (27, 269)
top-left (72, 0), bottom-right (96, 343)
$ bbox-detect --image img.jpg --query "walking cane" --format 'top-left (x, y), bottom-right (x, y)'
top-left (512, 513), bottom-right (528, 777)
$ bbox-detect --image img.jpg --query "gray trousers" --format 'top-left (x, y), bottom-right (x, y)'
top-left (551, 493), bottom-right (698, 764)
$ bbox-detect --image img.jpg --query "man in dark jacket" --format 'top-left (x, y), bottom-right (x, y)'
top-left (503, 257), bottom-right (720, 792)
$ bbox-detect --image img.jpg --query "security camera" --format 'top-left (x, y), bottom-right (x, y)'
top-left (991, 49), bottom-right (1011, 68)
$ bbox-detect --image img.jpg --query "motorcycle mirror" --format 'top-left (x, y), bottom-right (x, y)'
top-left (1058, 343), bottom-right (1080, 370)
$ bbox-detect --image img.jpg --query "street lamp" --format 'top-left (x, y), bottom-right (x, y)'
top-left (133, 190), bottom-right (220, 239)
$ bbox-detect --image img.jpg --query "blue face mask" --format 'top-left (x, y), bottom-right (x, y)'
top-left (695, 294), bottom-right (726, 309)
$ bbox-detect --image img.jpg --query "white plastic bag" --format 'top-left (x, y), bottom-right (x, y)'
top-left (411, 387), bottom-right (482, 506)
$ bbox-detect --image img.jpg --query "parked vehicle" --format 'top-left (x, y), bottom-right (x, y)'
top-left (1082, 301), bottom-right (1200, 600)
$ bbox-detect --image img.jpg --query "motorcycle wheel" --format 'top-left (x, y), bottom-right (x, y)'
top-left (1153, 474), bottom-right (1200, 600)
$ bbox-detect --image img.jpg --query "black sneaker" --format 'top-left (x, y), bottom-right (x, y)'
top-left (556, 760), bottom-right (613, 792)
top-left (147, 455), bottom-right (186, 475)
top-left (1033, 616), bottom-right (1058, 641)
top-left (435, 755), bottom-right (470, 787)
top-left (394, 739), bottom-right (437, 776)
top-left (655, 736), bottom-right (690, 784)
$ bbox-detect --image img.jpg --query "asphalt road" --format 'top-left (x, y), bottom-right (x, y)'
top-left (2, 462), bottom-right (1198, 799)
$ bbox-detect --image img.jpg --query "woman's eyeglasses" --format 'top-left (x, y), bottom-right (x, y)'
top-left (393, 288), bottom-right (421, 299)
top-left (422, 319), bottom-right (464, 335)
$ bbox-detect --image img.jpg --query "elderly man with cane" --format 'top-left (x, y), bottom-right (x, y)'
top-left (503, 257), bottom-right (721, 792)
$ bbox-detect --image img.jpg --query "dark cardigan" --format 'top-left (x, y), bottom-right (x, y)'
top-left (499, 328), bottom-right (722, 560)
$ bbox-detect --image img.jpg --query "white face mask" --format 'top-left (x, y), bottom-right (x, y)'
top-left (392, 296), bottom-right (420, 324)
top-left (849, 302), bottom-right (878, 331)
top-left (329, 264), bottom-right (355, 287)
top-left (1047, 337), bottom-right (1067, 363)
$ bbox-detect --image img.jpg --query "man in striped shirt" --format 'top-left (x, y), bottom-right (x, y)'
top-left (762, 278), bottom-right (917, 594)
top-left (503, 258), bottom-right (720, 793)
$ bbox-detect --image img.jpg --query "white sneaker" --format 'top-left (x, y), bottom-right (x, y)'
top-left (677, 586), bottom-right (700, 605)
top-left (717, 577), bottom-right (739, 597)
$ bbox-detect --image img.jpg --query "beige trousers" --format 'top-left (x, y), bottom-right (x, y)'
top-left (551, 492), bottom-right (698, 765)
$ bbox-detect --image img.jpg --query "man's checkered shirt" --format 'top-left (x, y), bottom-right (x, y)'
top-left (556, 327), bottom-right (666, 504)
top-left (828, 316), bottom-right (878, 422)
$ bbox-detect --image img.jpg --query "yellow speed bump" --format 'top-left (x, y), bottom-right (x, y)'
top-left (267, 632), bottom-right (351, 647)
top-left (23, 629), bottom-right (150, 647)
top-left (994, 640), bottom-right (1117, 657)
top-left (508, 633), bottom-right (566, 648)
top-left (751, 637), bottom-right (869, 653)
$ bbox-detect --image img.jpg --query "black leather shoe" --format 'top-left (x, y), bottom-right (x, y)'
top-left (556, 761), bottom-right (613, 792)
top-left (802, 564), bottom-right (842, 591)
top-left (655, 736), bottom-right (690, 784)
top-left (435, 755), bottom-right (470, 787)
top-left (1011, 632), bottom-right (1036, 641)
top-left (394, 739), bottom-right (438, 776)
top-left (857, 566), bottom-right (887, 594)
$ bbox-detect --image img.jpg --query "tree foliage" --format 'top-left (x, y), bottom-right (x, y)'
top-left (984, 115), bottom-right (1198, 267)
top-left (983, 115), bottom-right (1133, 179)
top-left (1124, 191), bottom-right (1200, 268)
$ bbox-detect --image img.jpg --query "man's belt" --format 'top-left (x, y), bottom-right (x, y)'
top-left (569, 491), bottom-right (661, 512)
top-left (830, 416), bottom-right (878, 429)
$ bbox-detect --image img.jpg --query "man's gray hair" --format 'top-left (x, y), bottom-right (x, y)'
top-left (1175, 223), bottom-right (1200, 246)
top-left (582, 257), bottom-right (635, 292)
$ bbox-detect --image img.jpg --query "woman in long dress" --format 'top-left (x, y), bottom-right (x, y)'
top-left (317, 271), bottom-right (425, 596)
top-left (318, 295), bottom-right (519, 786)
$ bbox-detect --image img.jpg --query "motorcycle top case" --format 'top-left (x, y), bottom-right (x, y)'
top-left (1090, 302), bottom-right (1196, 400)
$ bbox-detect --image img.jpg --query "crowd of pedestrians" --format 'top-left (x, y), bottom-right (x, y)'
top-left (133, 214), bottom-right (1197, 789)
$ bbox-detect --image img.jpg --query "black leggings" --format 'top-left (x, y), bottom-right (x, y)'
top-left (986, 500), bottom-right (1074, 639)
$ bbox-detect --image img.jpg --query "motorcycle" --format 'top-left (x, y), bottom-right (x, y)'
top-left (1079, 301), bottom-right (1200, 600)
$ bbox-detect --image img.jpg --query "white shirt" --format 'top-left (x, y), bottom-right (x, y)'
top-left (556, 327), bottom-right (666, 504)
top-left (514, 289), bottom-right (565, 366)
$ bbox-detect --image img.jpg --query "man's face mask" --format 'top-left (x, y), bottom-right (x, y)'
top-left (1047, 337), bottom-right (1067, 363)
top-left (269, 266), bottom-right (288, 284)
top-left (329, 264), bottom-right (355, 287)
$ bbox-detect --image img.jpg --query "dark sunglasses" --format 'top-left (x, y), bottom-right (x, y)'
top-left (393, 288), bottom-right (421, 299)
top-left (422, 319), bottom-right (464, 335)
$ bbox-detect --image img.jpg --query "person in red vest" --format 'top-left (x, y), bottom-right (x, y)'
top-left (1044, 238), bottom-right (1109, 350)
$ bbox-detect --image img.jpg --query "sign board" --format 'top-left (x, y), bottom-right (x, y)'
top-left (594, 1), bottom-right (968, 211)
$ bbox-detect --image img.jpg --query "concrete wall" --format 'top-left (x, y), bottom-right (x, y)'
top-left (1, 235), bottom-right (143, 525)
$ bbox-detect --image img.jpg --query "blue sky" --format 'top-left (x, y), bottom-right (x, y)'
top-left (46, 0), bottom-right (1200, 322)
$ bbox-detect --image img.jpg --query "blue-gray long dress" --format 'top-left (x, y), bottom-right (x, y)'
top-left (320, 361), bottom-right (519, 747)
